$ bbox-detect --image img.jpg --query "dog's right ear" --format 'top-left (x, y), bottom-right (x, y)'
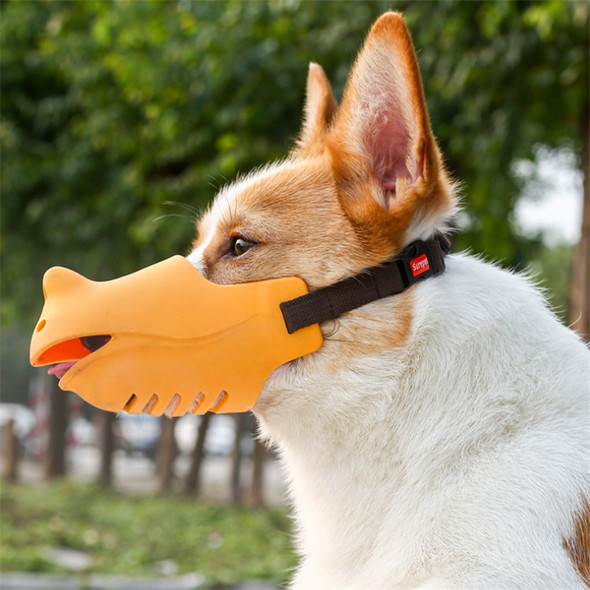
top-left (295, 63), bottom-right (338, 157)
top-left (327, 12), bottom-right (455, 247)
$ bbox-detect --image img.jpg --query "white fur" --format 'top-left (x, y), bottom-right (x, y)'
top-left (186, 154), bottom-right (590, 589)
top-left (255, 254), bottom-right (590, 589)
top-left (184, 12), bottom-right (590, 587)
top-left (186, 245), bottom-right (209, 276)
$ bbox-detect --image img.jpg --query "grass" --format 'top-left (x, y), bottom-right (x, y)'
top-left (0, 480), bottom-right (297, 586)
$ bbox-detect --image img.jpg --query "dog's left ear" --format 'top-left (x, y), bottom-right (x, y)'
top-left (328, 12), bottom-right (454, 239)
top-left (295, 62), bottom-right (338, 156)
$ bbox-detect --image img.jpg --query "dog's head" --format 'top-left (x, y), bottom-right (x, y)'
top-left (31, 13), bottom-right (458, 418)
top-left (188, 12), bottom-right (456, 295)
top-left (185, 12), bottom-right (458, 416)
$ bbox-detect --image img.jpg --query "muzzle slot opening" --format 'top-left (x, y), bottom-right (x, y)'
top-left (123, 394), bottom-right (138, 413)
top-left (210, 390), bottom-right (228, 413)
top-left (190, 393), bottom-right (205, 415)
top-left (80, 335), bottom-right (111, 353)
top-left (164, 394), bottom-right (181, 416)
top-left (143, 394), bottom-right (159, 415)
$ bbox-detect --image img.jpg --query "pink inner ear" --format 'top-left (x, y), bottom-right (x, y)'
top-left (368, 110), bottom-right (413, 193)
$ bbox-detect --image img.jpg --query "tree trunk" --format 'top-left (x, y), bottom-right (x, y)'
top-left (98, 411), bottom-right (116, 487)
top-left (248, 438), bottom-right (267, 507)
top-left (45, 375), bottom-right (68, 479)
top-left (231, 414), bottom-right (245, 505)
top-left (156, 417), bottom-right (177, 493)
top-left (570, 113), bottom-right (590, 342)
top-left (1, 419), bottom-right (19, 482)
top-left (184, 413), bottom-right (212, 495)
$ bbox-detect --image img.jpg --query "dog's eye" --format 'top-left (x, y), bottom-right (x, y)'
top-left (231, 236), bottom-right (257, 257)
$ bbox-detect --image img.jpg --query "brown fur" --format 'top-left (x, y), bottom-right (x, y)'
top-left (194, 159), bottom-right (377, 289)
top-left (565, 499), bottom-right (590, 586)
top-left (189, 12), bottom-right (459, 394)
top-left (295, 63), bottom-right (338, 157)
top-left (319, 293), bottom-right (414, 375)
top-left (325, 13), bottom-right (454, 256)
top-left (193, 13), bottom-right (455, 294)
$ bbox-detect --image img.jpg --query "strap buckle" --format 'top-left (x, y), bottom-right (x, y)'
top-left (398, 236), bottom-right (447, 287)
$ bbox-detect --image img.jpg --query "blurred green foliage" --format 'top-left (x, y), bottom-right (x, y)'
top-left (1, 0), bottom-right (588, 325)
top-left (1, 480), bottom-right (296, 584)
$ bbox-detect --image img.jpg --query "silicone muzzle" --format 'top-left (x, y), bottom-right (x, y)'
top-left (29, 256), bottom-right (323, 416)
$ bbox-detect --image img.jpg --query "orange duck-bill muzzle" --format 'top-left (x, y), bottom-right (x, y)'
top-left (29, 256), bottom-right (323, 417)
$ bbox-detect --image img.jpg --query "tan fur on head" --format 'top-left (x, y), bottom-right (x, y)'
top-left (299, 12), bottom-right (456, 258)
top-left (193, 13), bottom-right (458, 291)
top-left (295, 63), bottom-right (338, 157)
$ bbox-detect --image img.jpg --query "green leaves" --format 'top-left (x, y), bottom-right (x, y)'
top-left (1, 0), bottom-right (587, 323)
top-left (0, 481), bottom-right (296, 584)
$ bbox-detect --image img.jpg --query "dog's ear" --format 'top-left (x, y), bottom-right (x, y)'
top-left (328, 12), bottom-right (453, 241)
top-left (295, 63), bottom-right (338, 156)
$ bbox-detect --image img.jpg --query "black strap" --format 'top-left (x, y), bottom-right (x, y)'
top-left (280, 234), bottom-right (451, 334)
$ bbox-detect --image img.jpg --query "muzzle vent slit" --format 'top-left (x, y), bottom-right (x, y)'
top-left (123, 394), bottom-right (138, 412)
top-left (190, 393), bottom-right (205, 414)
top-left (210, 390), bottom-right (228, 412)
top-left (143, 394), bottom-right (159, 415)
top-left (164, 394), bottom-right (181, 417)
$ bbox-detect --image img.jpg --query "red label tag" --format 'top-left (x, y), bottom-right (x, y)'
top-left (410, 254), bottom-right (430, 277)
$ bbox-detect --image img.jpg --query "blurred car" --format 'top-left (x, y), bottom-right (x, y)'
top-left (68, 417), bottom-right (96, 446)
top-left (116, 412), bottom-right (161, 458)
top-left (0, 403), bottom-right (36, 438)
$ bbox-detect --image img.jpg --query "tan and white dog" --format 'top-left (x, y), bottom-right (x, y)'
top-left (188, 12), bottom-right (590, 589)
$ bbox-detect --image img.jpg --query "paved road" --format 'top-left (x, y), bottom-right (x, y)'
top-left (0, 573), bottom-right (279, 590)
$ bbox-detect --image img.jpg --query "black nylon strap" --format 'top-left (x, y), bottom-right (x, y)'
top-left (280, 234), bottom-right (451, 334)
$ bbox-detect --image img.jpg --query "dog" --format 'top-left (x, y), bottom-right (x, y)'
top-left (187, 12), bottom-right (590, 589)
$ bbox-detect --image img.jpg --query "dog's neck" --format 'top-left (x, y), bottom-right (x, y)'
top-left (256, 285), bottom-right (430, 569)
top-left (280, 233), bottom-right (451, 334)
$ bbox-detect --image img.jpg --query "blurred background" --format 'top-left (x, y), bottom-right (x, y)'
top-left (1, 1), bottom-right (588, 588)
